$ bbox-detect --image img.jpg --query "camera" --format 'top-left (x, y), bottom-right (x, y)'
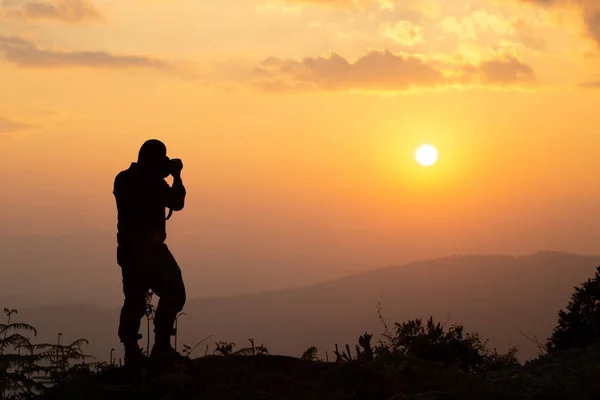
top-left (168, 158), bottom-right (183, 176)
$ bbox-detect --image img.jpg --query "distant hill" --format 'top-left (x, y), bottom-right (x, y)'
top-left (0, 228), bottom-right (372, 304)
top-left (7, 251), bottom-right (599, 365)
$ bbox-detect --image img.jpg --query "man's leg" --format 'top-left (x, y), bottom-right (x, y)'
top-left (117, 246), bottom-right (150, 364)
top-left (148, 244), bottom-right (186, 359)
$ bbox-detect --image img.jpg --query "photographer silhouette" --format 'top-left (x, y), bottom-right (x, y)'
top-left (113, 139), bottom-right (187, 366)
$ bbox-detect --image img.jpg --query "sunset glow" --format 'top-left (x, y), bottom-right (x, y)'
top-left (1, 0), bottom-right (600, 301)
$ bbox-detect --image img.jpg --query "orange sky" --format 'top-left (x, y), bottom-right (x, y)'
top-left (2, 0), bottom-right (600, 282)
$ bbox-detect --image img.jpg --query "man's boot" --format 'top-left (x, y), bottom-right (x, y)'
top-left (123, 334), bottom-right (148, 367)
top-left (150, 328), bottom-right (188, 363)
top-left (151, 306), bottom-right (188, 363)
top-left (150, 340), bottom-right (188, 362)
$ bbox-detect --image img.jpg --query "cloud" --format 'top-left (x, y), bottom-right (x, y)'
top-left (584, 7), bottom-right (600, 47)
top-left (254, 50), bottom-right (442, 92)
top-left (440, 9), bottom-right (517, 42)
top-left (251, 50), bottom-right (536, 93)
top-left (379, 20), bottom-right (424, 46)
top-left (478, 55), bottom-right (535, 84)
top-left (0, 117), bottom-right (36, 134)
top-left (578, 80), bottom-right (600, 88)
top-left (2, 0), bottom-right (103, 23)
top-left (512, 0), bottom-right (600, 48)
top-left (0, 35), bottom-right (171, 70)
top-left (0, 36), bottom-right (205, 80)
top-left (510, 19), bottom-right (548, 51)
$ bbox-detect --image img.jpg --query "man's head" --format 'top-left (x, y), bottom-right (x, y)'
top-left (137, 139), bottom-right (170, 178)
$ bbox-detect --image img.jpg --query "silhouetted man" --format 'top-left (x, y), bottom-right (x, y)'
top-left (113, 139), bottom-right (187, 366)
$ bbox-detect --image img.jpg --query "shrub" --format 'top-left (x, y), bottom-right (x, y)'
top-left (366, 304), bottom-right (519, 373)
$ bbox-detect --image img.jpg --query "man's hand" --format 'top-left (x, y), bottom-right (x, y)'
top-left (171, 158), bottom-right (183, 178)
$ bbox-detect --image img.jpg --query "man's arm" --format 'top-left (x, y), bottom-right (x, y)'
top-left (113, 171), bottom-right (131, 207)
top-left (160, 176), bottom-right (186, 211)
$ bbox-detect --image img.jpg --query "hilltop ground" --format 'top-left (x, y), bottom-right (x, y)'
top-left (38, 341), bottom-right (600, 400)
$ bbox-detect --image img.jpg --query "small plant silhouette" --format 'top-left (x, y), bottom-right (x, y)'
top-left (109, 348), bottom-right (115, 366)
top-left (144, 291), bottom-right (156, 355)
top-left (181, 334), bottom-right (213, 358)
top-left (211, 339), bottom-right (268, 356)
top-left (214, 342), bottom-right (235, 356)
top-left (520, 331), bottom-right (548, 357)
top-left (300, 346), bottom-right (320, 361)
top-left (334, 343), bottom-right (355, 362)
top-left (173, 312), bottom-right (186, 351)
top-left (356, 332), bottom-right (374, 361)
top-left (181, 344), bottom-right (192, 358)
top-left (333, 335), bottom-right (373, 363)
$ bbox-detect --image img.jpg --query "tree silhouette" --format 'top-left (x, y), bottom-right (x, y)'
top-left (547, 265), bottom-right (600, 353)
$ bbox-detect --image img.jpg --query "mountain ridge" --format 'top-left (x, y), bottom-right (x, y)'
top-left (2, 249), bottom-right (595, 306)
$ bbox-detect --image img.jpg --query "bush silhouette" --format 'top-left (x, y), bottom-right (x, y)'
top-left (370, 305), bottom-right (518, 373)
top-left (546, 265), bottom-right (600, 353)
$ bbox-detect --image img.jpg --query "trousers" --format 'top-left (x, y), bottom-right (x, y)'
top-left (117, 243), bottom-right (186, 347)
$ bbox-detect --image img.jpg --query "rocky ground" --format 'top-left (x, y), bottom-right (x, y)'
top-left (37, 344), bottom-right (600, 400)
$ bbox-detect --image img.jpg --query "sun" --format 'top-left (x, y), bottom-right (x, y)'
top-left (415, 144), bottom-right (438, 166)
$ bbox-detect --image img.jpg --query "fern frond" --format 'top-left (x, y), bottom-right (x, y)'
top-left (24, 342), bottom-right (55, 352)
top-left (232, 347), bottom-right (254, 356)
top-left (66, 338), bottom-right (89, 348)
top-left (0, 323), bottom-right (38, 336)
top-left (1, 332), bottom-right (32, 346)
top-left (233, 345), bottom-right (268, 356)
